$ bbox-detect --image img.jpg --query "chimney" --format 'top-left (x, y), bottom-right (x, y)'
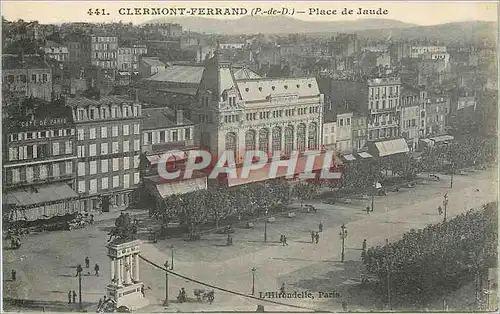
top-left (176, 109), bottom-right (183, 125)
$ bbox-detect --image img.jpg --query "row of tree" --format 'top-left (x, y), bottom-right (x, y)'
top-left (362, 202), bottom-right (498, 308)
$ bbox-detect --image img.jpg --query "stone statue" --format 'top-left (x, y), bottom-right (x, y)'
top-left (107, 213), bottom-right (138, 244)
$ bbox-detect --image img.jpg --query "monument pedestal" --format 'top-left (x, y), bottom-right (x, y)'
top-left (106, 240), bottom-right (149, 311)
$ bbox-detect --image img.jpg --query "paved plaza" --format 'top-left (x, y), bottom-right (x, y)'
top-left (3, 168), bottom-right (498, 312)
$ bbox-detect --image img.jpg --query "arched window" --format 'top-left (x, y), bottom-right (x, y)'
top-left (245, 130), bottom-right (256, 151)
top-left (284, 125), bottom-right (294, 155)
top-left (308, 122), bottom-right (318, 149)
top-left (297, 124), bottom-right (306, 151)
top-left (258, 128), bottom-right (269, 153)
top-left (225, 132), bottom-right (237, 158)
top-left (272, 127), bottom-right (282, 153)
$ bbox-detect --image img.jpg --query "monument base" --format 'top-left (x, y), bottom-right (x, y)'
top-left (107, 282), bottom-right (149, 311)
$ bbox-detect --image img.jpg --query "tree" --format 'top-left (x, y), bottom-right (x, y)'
top-left (206, 188), bottom-right (232, 231)
top-left (292, 182), bottom-right (315, 209)
top-left (181, 192), bottom-right (208, 240)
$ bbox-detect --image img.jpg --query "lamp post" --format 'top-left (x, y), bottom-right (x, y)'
top-left (170, 245), bottom-right (174, 270)
top-left (163, 261), bottom-right (169, 306)
top-left (264, 208), bottom-right (269, 242)
top-left (339, 224), bottom-right (348, 263)
top-left (385, 239), bottom-right (392, 311)
top-left (251, 267), bottom-right (256, 295)
top-left (443, 193), bottom-right (449, 222)
top-left (371, 182), bottom-right (375, 212)
top-left (78, 271), bottom-right (82, 309)
top-left (450, 163), bottom-right (454, 188)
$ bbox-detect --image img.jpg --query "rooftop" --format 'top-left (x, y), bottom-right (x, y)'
top-left (146, 65), bottom-right (205, 85)
top-left (2, 54), bottom-right (51, 70)
top-left (141, 58), bottom-right (166, 68)
top-left (65, 95), bottom-right (137, 108)
top-left (142, 107), bottom-right (194, 130)
top-left (236, 77), bottom-right (320, 102)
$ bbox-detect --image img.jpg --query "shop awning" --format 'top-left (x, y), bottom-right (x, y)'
top-left (430, 135), bottom-right (454, 143)
top-left (342, 154), bottom-right (356, 161)
top-left (5, 183), bottom-right (78, 208)
top-left (372, 138), bottom-right (409, 157)
top-left (145, 175), bottom-right (207, 199)
top-left (358, 152), bottom-right (373, 159)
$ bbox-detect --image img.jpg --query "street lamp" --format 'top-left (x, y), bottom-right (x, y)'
top-left (78, 270), bottom-right (82, 309)
top-left (163, 261), bottom-right (169, 306)
top-left (450, 163), bottom-right (454, 189)
top-left (371, 182), bottom-right (376, 212)
top-left (339, 224), bottom-right (348, 262)
top-left (251, 267), bottom-right (256, 295)
top-left (170, 245), bottom-right (174, 270)
top-left (443, 193), bottom-right (449, 222)
top-left (264, 208), bottom-right (269, 242)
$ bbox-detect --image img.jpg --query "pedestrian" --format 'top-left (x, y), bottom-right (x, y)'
top-left (141, 285), bottom-right (145, 298)
top-left (94, 263), bottom-right (100, 276)
top-left (72, 290), bottom-right (77, 304)
top-left (85, 256), bottom-right (90, 268)
top-left (311, 231), bottom-right (315, 243)
top-left (315, 232), bottom-right (319, 244)
top-left (319, 222), bottom-right (323, 233)
top-left (280, 283), bottom-right (285, 294)
top-left (438, 206), bottom-right (443, 215)
top-left (68, 290), bottom-right (72, 304)
top-left (342, 301), bottom-right (348, 312)
top-left (97, 298), bottom-right (102, 309)
top-left (75, 264), bottom-right (83, 277)
top-left (362, 239), bottom-right (367, 252)
top-left (11, 269), bottom-right (16, 281)
top-left (280, 234), bottom-right (284, 244)
top-left (366, 206), bottom-right (370, 214)
top-left (283, 235), bottom-right (288, 246)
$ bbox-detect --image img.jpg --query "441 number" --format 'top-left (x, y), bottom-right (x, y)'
top-left (87, 9), bottom-right (109, 16)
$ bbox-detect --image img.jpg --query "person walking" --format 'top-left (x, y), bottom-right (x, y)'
top-left (141, 285), bottom-right (145, 298)
top-left (280, 234), bottom-right (284, 244)
top-left (366, 206), bottom-right (370, 214)
top-left (282, 235), bottom-right (288, 246)
top-left (437, 205), bottom-right (443, 215)
top-left (311, 231), bottom-right (315, 243)
top-left (68, 291), bottom-right (72, 304)
top-left (97, 298), bottom-right (102, 310)
top-left (94, 263), bottom-right (100, 276)
top-left (318, 222), bottom-right (323, 233)
top-left (11, 269), bottom-right (16, 281)
top-left (85, 256), bottom-right (90, 268)
top-left (75, 264), bottom-right (83, 277)
top-left (362, 239), bottom-right (367, 253)
top-left (72, 290), bottom-right (77, 304)
top-left (315, 232), bottom-right (319, 244)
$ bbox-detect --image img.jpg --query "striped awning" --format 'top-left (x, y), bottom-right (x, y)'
top-left (5, 183), bottom-right (78, 208)
top-left (373, 138), bottom-right (409, 157)
top-left (358, 152), bottom-right (373, 158)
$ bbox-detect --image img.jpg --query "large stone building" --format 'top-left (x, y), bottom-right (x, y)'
top-left (425, 94), bottom-right (450, 136)
top-left (2, 100), bottom-right (79, 222)
top-left (400, 85), bottom-right (427, 151)
top-left (44, 41), bottom-right (69, 63)
top-left (410, 45), bottom-right (447, 58)
top-left (67, 93), bottom-right (143, 212)
top-left (89, 34), bottom-right (119, 70)
top-left (2, 54), bottom-right (53, 101)
top-left (117, 45), bottom-right (148, 72)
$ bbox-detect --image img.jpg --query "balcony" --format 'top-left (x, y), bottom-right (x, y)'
top-left (5, 173), bottom-right (75, 190)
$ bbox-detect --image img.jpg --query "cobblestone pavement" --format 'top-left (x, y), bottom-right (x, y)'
top-left (3, 168), bottom-right (497, 312)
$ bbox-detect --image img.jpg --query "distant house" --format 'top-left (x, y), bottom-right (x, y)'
top-left (43, 41), bottom-right (69, 63)
top-left (139, 57), bottom-right (166, 78)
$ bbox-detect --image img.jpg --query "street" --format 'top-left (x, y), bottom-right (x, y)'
top-left (3, 167), bottom-right (497, 312)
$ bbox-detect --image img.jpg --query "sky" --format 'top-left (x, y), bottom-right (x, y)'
top-left (1, 1), bottom-right (498, 26)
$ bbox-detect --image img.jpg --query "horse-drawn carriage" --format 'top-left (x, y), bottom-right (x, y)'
top-left (193, 289), bottom-right (215, 303)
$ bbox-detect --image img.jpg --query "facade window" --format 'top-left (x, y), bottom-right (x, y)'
top-left (101, 178), bottom-right (109, 190)
top-left (12, 168), bottom-right (20, 183)
top-left (123, 125), bottom-right (129, 136)
top-left (90, 161), bottom-right (97, 175)
top-left (112, 142), bottom-right (119, 153)
top-left (272, 127), bottom-right (282, 153)
top-left (225, 132), bottom-right (237, 157)
top-left (26, 167), bottom-right (34, 182)
top-left (112, 126), bottom-right (118, 137)
top-left (284, 125), bottom-right (294, 154)
top-left (66, 161), bottom-right (73, 174)
top-left (172, 130), bottom-right (178, 142)
top-left (89, 144), bottom-right (97, 156)
top-left (101, 127), bottom-right (107, 138)
top-left (89, 179), bottom-right (97, 194)
top-left (101, 143), bottom-right (108, 155)
top-left (78, 181), bottom-right (86, 193)
top-left (123, 140), bottom-right (130, 152)
top-left (113, 176), bottom-right (119, 188)
top-left (160, 131), bottom-right (165, 143)
top-left (113, 158), bottom-right (120, 171)
top-left (308, 123), bottom-right (318, 149)
top-left (134, 155), bottom-right (140, 168)
top-left (347, 118), bottom-right (351, 126)
top-left (78, 162), bottom-right (85, 176)
top-left (52, 142), bottom-right (60, 155)
top-left (39, 164), bottom-right (48, 180)
top-left (77, 129), bottom-right (84, 140)
top-left (134, 140), bottom-right (140, 151)
top-left (134, 172), bottom-right (140, 184)
top-left (101, 160), bottom-right (109, 173)
top-left (258, 128), bottom-right (269, 152)
top-left (185, 128), bottom-right (191, 140)
top-left (134, 124), bottom-right (140, 134)
top-left (123, 174), bottom-right (130, 188)
top-left (77, 145), bottom-right (85, 157)
top-left (123, 157), bottom-right (130, 170)
top-left (245, 130), bottom-right (256, 151)
top-left (65, 141), bottom-right (72, 154)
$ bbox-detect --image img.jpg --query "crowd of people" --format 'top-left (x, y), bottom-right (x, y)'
top-left (362, 202), bottom-right (497, 307)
